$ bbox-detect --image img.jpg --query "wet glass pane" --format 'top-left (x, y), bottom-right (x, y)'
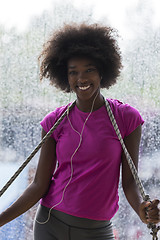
top-left (0, 1), bottom-right (160, 239)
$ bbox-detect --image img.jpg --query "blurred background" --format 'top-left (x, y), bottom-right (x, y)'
top-left (0, 0), bottom-right (160, 239)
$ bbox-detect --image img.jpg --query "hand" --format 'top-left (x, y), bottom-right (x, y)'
top-left (139, 199), bottom-right (160, 224)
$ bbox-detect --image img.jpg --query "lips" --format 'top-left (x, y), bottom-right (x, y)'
top-left (78, 85), bottom-right (90, 90)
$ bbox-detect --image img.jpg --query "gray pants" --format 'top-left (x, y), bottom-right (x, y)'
top-left (33, 205), bottom-right (115, 240)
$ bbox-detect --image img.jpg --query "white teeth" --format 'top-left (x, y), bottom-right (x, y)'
top-left (79, 85), bottom-right (90, 90)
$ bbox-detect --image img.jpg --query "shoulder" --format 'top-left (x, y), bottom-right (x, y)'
top-left (107, 98), bottom-right (144, 137)
top-left (107, 98), bottom-right (142, 118)
top-left (107, 98), bottom-right (132, 111)
top-left (46, 105), bottom-right (68, 120)
top-left (40, 104), bottom-right (69, 132)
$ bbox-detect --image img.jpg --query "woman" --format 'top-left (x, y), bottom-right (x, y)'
top-left (0, 23), bottom-right (159, 240)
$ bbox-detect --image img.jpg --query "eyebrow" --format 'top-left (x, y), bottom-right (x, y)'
top-left (68, 63), bottom-right (96, 69)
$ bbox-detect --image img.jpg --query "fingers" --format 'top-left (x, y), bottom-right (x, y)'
top-left (139, 201), bottom-right (151, 224)
top-left (151, 199), bottom-right (160, 207)
top-left (139, 200), bottom-right (160, 224)
top-left (146, 199), bottom-right (160, 224)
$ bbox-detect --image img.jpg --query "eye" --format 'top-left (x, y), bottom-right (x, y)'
top-left (68, 71), bottom-right (77, 76)
top-left (86, 67), bottom-right (97, 73)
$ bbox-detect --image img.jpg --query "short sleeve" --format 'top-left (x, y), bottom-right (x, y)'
top-left (40, 111), bottom-right (57, 139)
top-left (121, 104), bottom-right (144, 137)
top-left (107, 99), bottom-right (144, 138)
top-left (40, 105), bottom-right (68, 140)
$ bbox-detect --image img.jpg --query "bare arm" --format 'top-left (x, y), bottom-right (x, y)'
top-left (122, 125), bottom-right (160, 224)
top-left (0, 129), bottom-right (57, 227)
top-left (122, 125), bottom-right (142, 215)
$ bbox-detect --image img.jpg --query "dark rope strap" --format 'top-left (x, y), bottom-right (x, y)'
top-left (0, 101), bottom-right (76, 197)
top-left (105, 99), bottom-right (159, 240)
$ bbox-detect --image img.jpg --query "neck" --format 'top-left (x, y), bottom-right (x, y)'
top-left (76, 93), bottom-right (104, 112)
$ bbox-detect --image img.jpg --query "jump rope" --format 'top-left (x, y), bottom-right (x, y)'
top-left (0, 92), bottom-right (159, 238)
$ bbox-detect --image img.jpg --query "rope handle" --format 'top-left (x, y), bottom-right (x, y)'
top-left (105, 99), bottom-right (159, 240)
top-left (0, 101), bottom-right (76, 197)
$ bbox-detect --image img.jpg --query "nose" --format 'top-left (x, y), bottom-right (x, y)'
top-left (77, 72), bottom-right (88, 83)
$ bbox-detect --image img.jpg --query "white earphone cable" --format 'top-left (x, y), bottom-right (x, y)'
top-left (36, 91), bottom-right (99, 224)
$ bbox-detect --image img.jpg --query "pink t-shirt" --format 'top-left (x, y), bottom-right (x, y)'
top-left (40, 99), bottom-right (144, 220)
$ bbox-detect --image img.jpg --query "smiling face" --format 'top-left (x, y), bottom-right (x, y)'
top-left (67, 57), bottom-right (101, 102)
